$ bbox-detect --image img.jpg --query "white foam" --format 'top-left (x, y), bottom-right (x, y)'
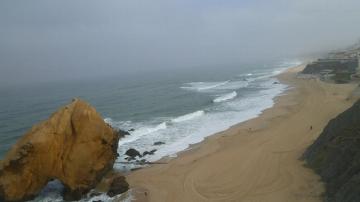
top-left (112, 61), bottom-right (300, 170)
top-left (30, 180), bottom-right (133, 202)
top-left (146, 82), bottom-right (288, 162)
top-left (215, 81), bottom-right (248, 90)
top-left (180, 81), bottom-right (229, 91)
top-left (117, 122), bottom-right (167, 146)
top-left (104, 117), bottom-right (113, 124)
top-left (114, 80), bottom-right (289, 167)
top-left (213, 91), bottom-right (237, 103)
top-left (181, 80), bottom-right (248, 92)
top-left (171, 110), bottom-right (205, 123)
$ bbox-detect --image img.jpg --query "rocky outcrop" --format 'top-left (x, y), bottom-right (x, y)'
top-left (117, 129), bottom-right (131, 137)
top-left (153, 141), bottom-right (165, 146)
top-left (304, 99), bottom-right (360, 202)
top-left (125, 148), bottom-right (141, 158)
top-left (0, 99), bottom-right (120, 201)
top-left (142, 149), bottom-right (157, 157)
top-left (107, 176), bottom-right (129, 197)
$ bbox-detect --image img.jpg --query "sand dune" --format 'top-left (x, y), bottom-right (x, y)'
top-left (127, 66), bottom-right (358, 202)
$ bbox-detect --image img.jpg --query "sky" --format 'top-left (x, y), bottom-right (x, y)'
top-left (1, 0), bottom-right (360, 84)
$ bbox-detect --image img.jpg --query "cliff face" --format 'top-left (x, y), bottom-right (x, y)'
top-left (302, 59), bottom-right (357, 74)
top-left (0, 99), bottom-right (120, 201)
top-left (304, 99), bottom-right (360, 202)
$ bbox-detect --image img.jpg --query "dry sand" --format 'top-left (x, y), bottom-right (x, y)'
top-left (127, 66), bottom-right (358, 202)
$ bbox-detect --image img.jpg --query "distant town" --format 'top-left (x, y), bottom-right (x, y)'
top-left (302, 42), bottom-right (360, 84)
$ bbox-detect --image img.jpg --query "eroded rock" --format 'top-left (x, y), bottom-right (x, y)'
top-left (0, 99), bottom-right (120, 201)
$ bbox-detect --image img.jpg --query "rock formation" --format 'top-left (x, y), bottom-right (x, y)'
top-left (304, 99), bottom-right (360, 202)
top-left (0, 99), bottom-right (121, 201)
top-left (142, 149), bottom-right (157, 157)
top-left (106, 175), bottom-right (129, 197)
top-left (125, 148), bottom-right (141, 158)
top-left (153, 141), bottom-right (165, 146)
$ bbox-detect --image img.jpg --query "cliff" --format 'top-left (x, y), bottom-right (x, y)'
top-left (304, 99), bottom-right (360, 202)
top-left (0, 99), bottom-right (120, 201)
top-left (302, 59), bottom-right (357, 75)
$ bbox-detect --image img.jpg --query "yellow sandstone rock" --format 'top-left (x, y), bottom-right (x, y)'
top-left (0, 99), bottom-right (120, 201)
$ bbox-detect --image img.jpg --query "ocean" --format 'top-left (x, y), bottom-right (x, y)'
top-left (0, 60), bottom-right (301, 201)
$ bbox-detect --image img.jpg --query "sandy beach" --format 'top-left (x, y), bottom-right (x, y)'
top-left (127, 65), bottom-right (358, 202)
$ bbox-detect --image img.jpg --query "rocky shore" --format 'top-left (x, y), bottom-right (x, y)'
top-left (0, 99), bottom-right (129, 201)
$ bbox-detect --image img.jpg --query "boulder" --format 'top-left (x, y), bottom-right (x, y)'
top-left (142, 149), bottom-right (157, 156)
top-left (107, 176), bottom-right (129, 197)
top-left (125, 148), bottom-right (141, 158)
top-left (153, 141), bottom-right (165, 146)
top-left (0, 99), bottom-right (120, 201)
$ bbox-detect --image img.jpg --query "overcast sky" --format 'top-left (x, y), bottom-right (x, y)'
top-left (1, 0), bottom-right (360, 84)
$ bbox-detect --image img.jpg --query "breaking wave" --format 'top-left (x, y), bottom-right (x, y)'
top-left (116, 122), bottom-right (167, 146)
top-left (171, 110), bottom-right (205, 123)
top-left (213, 91), bottom-right (237, 103)
top-left (180, 81), bottom-right (230, 91)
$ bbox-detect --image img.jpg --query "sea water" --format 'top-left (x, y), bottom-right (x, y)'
top-left (0, 60), bottom-right (301, 201)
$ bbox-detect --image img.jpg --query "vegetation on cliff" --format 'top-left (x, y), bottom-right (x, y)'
top-left (304, 99), bottom-right (360, 202)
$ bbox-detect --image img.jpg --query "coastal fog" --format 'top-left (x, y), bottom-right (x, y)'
top-left (1, 0), bottom-right (360, 85)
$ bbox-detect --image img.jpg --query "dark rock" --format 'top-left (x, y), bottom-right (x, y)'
top-left (93, 200), bottom-right (103, 202)
top-left (136, 159), bottom-right (148, 164)
top-left (154, 141), bottom-right (165, 146)
top-left (273, 81), bottom-right (280, 84)
top-left (134, 159), bottom-right (150, 165)
top-left (304, 99), bottom-right (360, 202)
top-left (125, 156), bottom-right (136, 161)
top-left (63, 187), bottom-right (84, 201)
top-left (89, 192), bottom-right (102, 197)
top-left (118, 129), bottom-right (130, 137)
top-left (107, 176), bottom-right (129, 197)
top-left (125, 148), bottom-right (141, 158)
top-left (143, 149), bottom-right (157, 156)
top-left (128, 128), bottom-right (135, 132)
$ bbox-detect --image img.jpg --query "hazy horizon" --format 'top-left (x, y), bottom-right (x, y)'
top-left (1, 0), bottom-right (360, 85)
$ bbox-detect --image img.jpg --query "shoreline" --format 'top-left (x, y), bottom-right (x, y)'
top-left (126, 65), bottom-right (358, 202)
top-left (126, 65), bottom-right (300, 167)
